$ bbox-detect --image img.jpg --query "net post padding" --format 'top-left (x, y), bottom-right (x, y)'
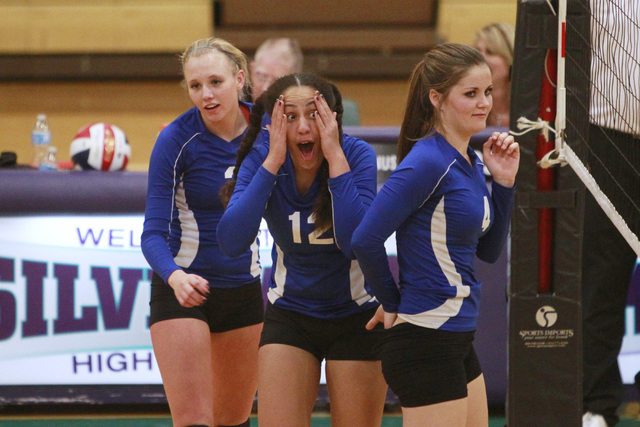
top-left (536, 49), bottom-right (558, 293)
top-left (507, 0), bottom-right (589, 425)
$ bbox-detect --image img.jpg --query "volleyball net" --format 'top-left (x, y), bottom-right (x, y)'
top-left (505, 1), bottom-right (640, 424)
top-left (580, 0), bottom-right (640, 254)
top-left (515, 0), bottom-right (640, 260)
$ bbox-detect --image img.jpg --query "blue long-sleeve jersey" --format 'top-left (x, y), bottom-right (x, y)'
top-left (217, 131), bottom-right (379, 319)
top-left (352, 133), bottom-right (515, 332)
top-left (141, 105), bottom-right (260, 287)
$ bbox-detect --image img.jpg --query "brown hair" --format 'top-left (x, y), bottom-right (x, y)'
top-left (397, 43), bottom-right (488, 162)
top-left (220, 73), bottom-right (344, 233)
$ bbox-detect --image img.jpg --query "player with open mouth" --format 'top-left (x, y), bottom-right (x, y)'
top-left (218, 72), bottom-right (387, 427)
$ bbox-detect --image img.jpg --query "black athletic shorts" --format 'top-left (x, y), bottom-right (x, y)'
top-left (380, 322), bottom-right (481, 408)
top-left (148, 272), bottom-right (264, 333)
top-left (260, 303), bottom-right (384, 362)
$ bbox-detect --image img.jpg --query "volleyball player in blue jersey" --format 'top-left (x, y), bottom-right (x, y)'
top-left (218, 73), bottom-right (387, 427)
top-left (352, 43), bottom-right (520, 426)
top-left (141, 38), bottom-right (262, 427)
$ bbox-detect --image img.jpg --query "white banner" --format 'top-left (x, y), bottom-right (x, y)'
top-left (0, 215), bottom-right (274, 385)
top-left (2, 214), bottom-right (637, 387)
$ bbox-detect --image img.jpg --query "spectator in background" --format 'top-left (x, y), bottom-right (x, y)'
top-left (474, 22), bottom-right (515, 128)
top-left (250, 37), bottom-right (361, 125)
top-left (141, 37), bottom-right (262, 427)
top-left (250, 37), bottom-right (304, 101)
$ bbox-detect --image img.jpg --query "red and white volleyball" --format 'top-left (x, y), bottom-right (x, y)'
top-left (70, 122), bottom-right (131, 171)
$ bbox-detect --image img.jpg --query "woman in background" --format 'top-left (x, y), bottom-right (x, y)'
top-left (352, 43), bottom-right (519, 426)
top-left (141, 37), bottom-right (262, 427)
top-left (218, 73), bottom-right (387, 427)
top-left (474, 22), bottom-right (515, 127)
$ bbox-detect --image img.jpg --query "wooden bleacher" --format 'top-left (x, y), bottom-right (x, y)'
top-left (0, 0), bottom-right (440, 168)
top-left (0, 0), bottom-right (438, 81)
top-left (209, 0), bottom-right (439, 78)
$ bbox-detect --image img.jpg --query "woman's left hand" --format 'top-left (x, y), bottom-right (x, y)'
top-left (482, 131), bottom-right (520, 187)
top-left (313, 91), bottom-right (349, 176)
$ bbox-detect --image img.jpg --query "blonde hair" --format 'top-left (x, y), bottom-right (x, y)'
top-left (475, 22), bottom-right (515, 67)
top-left (180, 37), bottom-right (251, 100)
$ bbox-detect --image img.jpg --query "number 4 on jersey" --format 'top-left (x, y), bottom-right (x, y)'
top-left (482, 196), bottom-right (491, 232)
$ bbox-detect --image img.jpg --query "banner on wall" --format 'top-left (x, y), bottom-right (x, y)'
top-left (0, 215), bottom-right (277, 385)
top-left (620, 268), bottom-right (640, 384)
top-left (1, 213), bottom-right (639, 386)
top-left (0, 215), bottom-right (400, 386)
top-left (1, 215), bottom-right (156, 385)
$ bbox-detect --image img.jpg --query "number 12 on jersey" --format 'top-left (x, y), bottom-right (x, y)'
top-left (288, 211), bottom-right (334, 245)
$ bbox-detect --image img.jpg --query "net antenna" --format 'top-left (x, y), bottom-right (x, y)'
top-left (512, 0), bottom-right (640, 258)
top-left (512, 0), bottom-right (567, 168)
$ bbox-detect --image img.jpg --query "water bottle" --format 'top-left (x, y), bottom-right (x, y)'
top-left (39, 146), bottom-right (58, 171)
top-left (31, 114), bottom-right (51, 168)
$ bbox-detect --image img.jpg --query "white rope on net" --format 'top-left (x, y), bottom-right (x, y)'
top-left (510, 116), bottom-right (568, 168)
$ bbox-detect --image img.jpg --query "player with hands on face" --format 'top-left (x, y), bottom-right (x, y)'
top-left (218, 73), bottom-right (387, 427)
top-left (264, 89), bottom-right (346, 178)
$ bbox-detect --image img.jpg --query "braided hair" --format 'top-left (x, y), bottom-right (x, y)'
top-left (220, 73), bottom-right (344, 233)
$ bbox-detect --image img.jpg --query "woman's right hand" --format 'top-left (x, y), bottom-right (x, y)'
top-left (263, 95), bottom-right (287, 174)
top-left (366, 304), bottom-right (398, 330)
top-left (483, 131), bottom-right (520, 188)
top-left (167, 269), bottom-right (209, 308)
